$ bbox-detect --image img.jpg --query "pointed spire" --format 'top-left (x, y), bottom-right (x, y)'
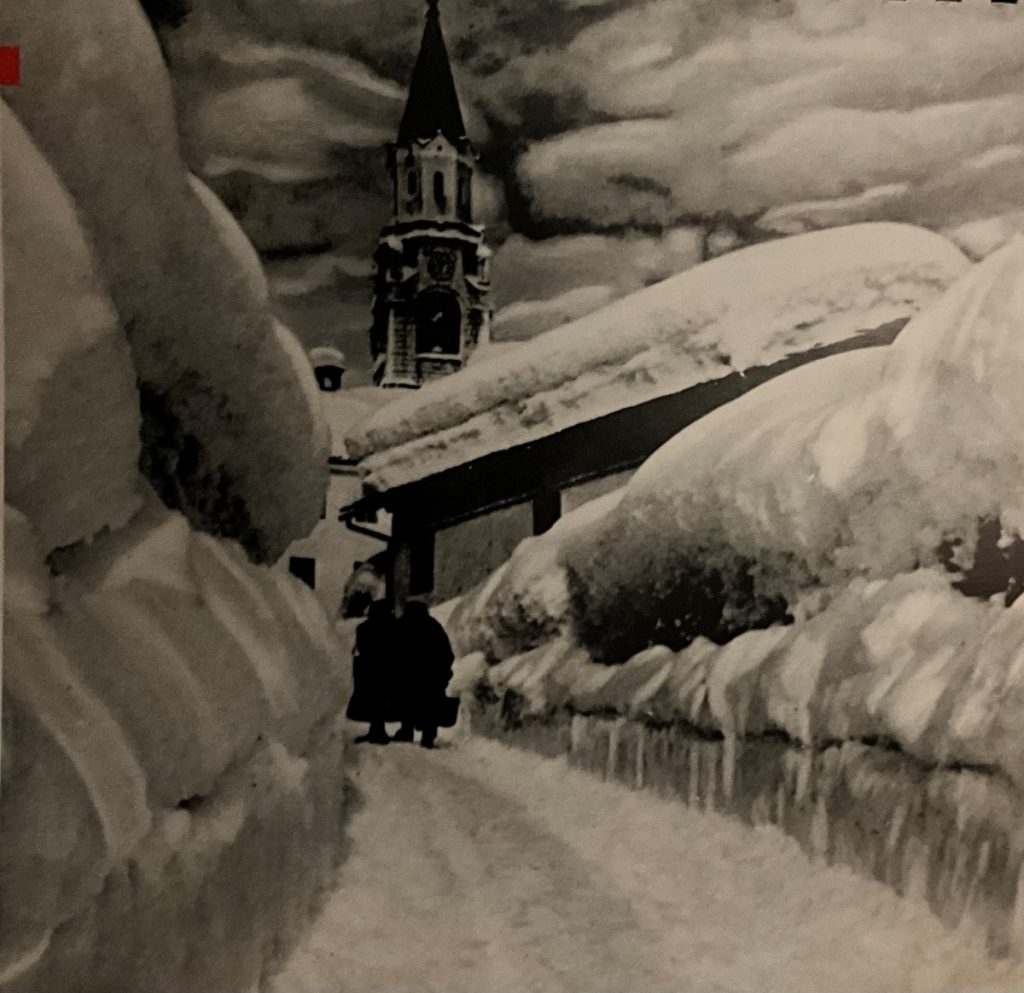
top-left (397, 0), bottom-right (468, 148)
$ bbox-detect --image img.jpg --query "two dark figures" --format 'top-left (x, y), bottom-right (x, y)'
top-left (346, 599), bottom-right (456, 749)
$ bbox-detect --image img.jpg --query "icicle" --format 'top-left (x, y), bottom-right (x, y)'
top-left (962, 839), bottom-right (991, 937)
top-left (793, 748), bottom-right (811, 804)
top-left (1007, 856), bottom-right (1024, 953)
top-left (688, 740), bottom-right (701, 808)
top-left (570, 713), bottom-right (586, 755)
top-left (606, 719), bottom-right (621, 781)
top-left (903, 833), bottom-right (930, 904)
top-left (947, 832), bottom-right (972, 928)
top-left (635, 727), bottom-right (646, 790)
top-left (722, 733), bottom-right (737, 801)
top-left (810, 796), bottom-right (830, 858)
top-left (703, 742), bottom-right (719, 812)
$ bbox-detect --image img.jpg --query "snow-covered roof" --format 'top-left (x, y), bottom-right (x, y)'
top-left (347, 223), bottom-right (969, 493)
top-left (465, 339), bottom-right (522, 368)
top-left (309, 345), bottom-right (346, 368)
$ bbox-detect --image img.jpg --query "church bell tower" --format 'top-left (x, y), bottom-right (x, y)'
top-left (369, 0), bottom-right (492, 388)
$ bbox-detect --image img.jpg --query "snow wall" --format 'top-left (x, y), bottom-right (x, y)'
top-left (1, 0), bottom-right (328, 565)
top-left (1, 2), bottom-right (350, 988)
top-left (2, 504), bottom-right (349, 992)
top-left (447, 238), bottom-right (1024, 955)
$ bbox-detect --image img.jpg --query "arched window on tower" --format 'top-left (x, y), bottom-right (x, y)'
top-left (415, 291), bottom-right (461, 356)
top-left (407, 168), bottom-right (418, 196)
top-left (433, 170), bottom-right (447, 213)
top-left (457, 163), bottom-right (472, 222)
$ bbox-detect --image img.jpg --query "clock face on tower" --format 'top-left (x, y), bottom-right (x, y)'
top-left (427, 248), bottom-right (457, 283)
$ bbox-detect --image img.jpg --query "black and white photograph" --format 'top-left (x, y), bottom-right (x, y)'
top-left (2, 0), bottom-right (1024, 989)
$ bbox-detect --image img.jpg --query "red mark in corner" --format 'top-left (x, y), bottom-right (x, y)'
top-left (0, 46), bottom-right (21, 86)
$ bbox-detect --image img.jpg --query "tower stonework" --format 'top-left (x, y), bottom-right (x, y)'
top-left (370, 0), bottom-right (492, 388)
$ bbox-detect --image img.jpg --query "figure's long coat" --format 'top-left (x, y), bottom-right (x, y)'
top-left (346, 602), bottom-right (401, 723)
top-left (395, 602), bottom-right (458, 729)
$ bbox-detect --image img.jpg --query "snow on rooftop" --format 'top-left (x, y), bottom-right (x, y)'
top-left (309, 345), bottom-right (347, 368)
top-left (465, 339), bottom-right (523, 368)
top-left (347, 223), bottom-right (968, 493)
top-left (450, 236), bottom-right (1023, 669)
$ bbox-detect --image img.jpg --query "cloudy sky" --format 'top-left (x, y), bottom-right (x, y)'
top-left (158, 0), bottom-right (1024, 382)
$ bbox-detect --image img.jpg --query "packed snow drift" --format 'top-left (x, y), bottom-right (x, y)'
top-left (2, 105), bottom-right (142, 553)
top-left (349, 223), bottom-right (969, 492)
top-left (1, 0), bottom-right (329, 563)
top-left (449, 236), bottom-right (1024, 789)
top-left (2, 496), bottom-right (348, 993)
top-left (1, 1), bottom-right (348, 989)
top-left (560, 236), bottom-right (1024, 662)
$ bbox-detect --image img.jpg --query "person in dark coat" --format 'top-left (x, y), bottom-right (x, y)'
top-left (392, 600), bottom-right (456, 749)
top-left (346, 599), bottom-right (398, 744)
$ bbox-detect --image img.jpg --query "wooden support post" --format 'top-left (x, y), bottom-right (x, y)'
top-left (532, 487), bottom-right (561, 536)
top-left (388, 513), bottom-right (435, 615)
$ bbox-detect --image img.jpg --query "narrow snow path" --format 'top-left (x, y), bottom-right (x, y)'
top-left (271, 733), bottom-right (1024, 993)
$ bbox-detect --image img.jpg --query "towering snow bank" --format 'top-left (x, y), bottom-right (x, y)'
top-left (448, 352), bottom-right (888, 662)
top-left (560, 239), bottom-right (1024, 661)
top-left (1, 0), bottom-right (327, 561)
top-left (1, 496), bottom-right (348, 992)
top-left (448, 237), bottom-right (1022, 670)
top-left (2, 2), bottom-right (349, 986)
top-left (349, 224), bottom-right (968, 491)
top-left (2, 105), bottom-right (142, 553)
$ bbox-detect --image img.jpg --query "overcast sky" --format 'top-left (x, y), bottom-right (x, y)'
top-left (160, 0), bottom-right (1024, 380)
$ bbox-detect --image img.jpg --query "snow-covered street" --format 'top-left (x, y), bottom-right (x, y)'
top-left (271, 733), bottom-right (1024, 993)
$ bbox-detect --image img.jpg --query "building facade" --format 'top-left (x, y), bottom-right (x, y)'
top-left (369, 0), bottom-right (492, 388)
top-left (284, 356), bottom-right (392, 617)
